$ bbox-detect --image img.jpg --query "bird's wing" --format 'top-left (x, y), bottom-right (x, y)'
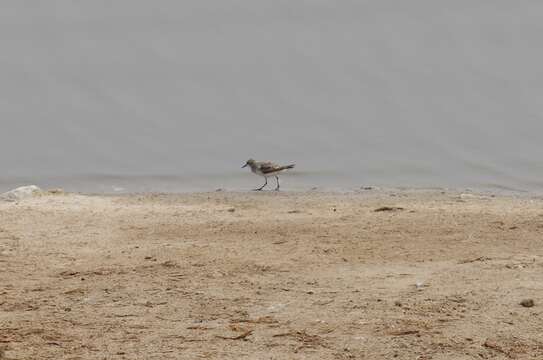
top-left (258, 161), bottom-right (282, 174)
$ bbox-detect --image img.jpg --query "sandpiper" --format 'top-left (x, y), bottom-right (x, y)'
top-left (242, 159), bottom-right (295, 191)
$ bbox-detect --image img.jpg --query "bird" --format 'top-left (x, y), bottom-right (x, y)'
top-left (242, 159), bottom-right (295, 191)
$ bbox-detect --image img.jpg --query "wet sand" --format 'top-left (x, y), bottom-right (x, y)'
top-left (1, 190), bottom-right (542, 359)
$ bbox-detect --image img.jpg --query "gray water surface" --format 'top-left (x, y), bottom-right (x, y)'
top-left (2, 1), bottom-right (543, 193)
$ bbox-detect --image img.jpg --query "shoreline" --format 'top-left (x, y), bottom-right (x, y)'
top-left (1, 171), bottom-right (541, 197)
top-left (2, 183), bottom-right (542, 201)
top-left (1, 190), bottom-right (542, 359)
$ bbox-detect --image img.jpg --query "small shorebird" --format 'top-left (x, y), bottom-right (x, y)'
top-left (242, 159), bottom-right (295, 191)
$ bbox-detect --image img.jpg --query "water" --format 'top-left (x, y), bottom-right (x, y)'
top-left (2, 1), bottom-right (543, 193)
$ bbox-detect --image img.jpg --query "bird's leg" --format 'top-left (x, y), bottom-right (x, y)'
top-left (275, 176), bottom-right (280, 191)
top-left (254, 177), bottom-right (268, 191)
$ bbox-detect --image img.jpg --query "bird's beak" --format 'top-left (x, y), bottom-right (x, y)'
top-left (242, 163), bottom-right (247, 168)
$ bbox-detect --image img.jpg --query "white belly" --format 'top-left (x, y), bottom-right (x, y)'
top-left (253, 169), bottom-right (283, 177)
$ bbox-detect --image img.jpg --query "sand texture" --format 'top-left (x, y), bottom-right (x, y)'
top-left (0, 190), bottom-right (542, 359)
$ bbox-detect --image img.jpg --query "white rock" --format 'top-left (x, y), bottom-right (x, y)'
top-left (460, 193), bottom-right (490, 200)
top-left (0, 185), bottom-right (42, 202)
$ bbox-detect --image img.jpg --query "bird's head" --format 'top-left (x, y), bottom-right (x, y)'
top-left (242, 159), bottom-right (255, 168)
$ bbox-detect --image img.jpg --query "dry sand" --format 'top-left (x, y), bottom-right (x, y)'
top-left (0, 190), bottom-right (542, 359)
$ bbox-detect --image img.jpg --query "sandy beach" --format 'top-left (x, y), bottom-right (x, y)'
top-left (0, 189), bottom-right (542, 359)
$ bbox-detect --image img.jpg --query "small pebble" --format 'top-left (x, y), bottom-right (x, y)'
top-left (48, 188), bottom-right (64, 194)
top-left (520, 299), bottom-right (534, 308)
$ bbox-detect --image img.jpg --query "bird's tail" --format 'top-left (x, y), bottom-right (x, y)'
top-left (283, 164), bottom-right (295, 170)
